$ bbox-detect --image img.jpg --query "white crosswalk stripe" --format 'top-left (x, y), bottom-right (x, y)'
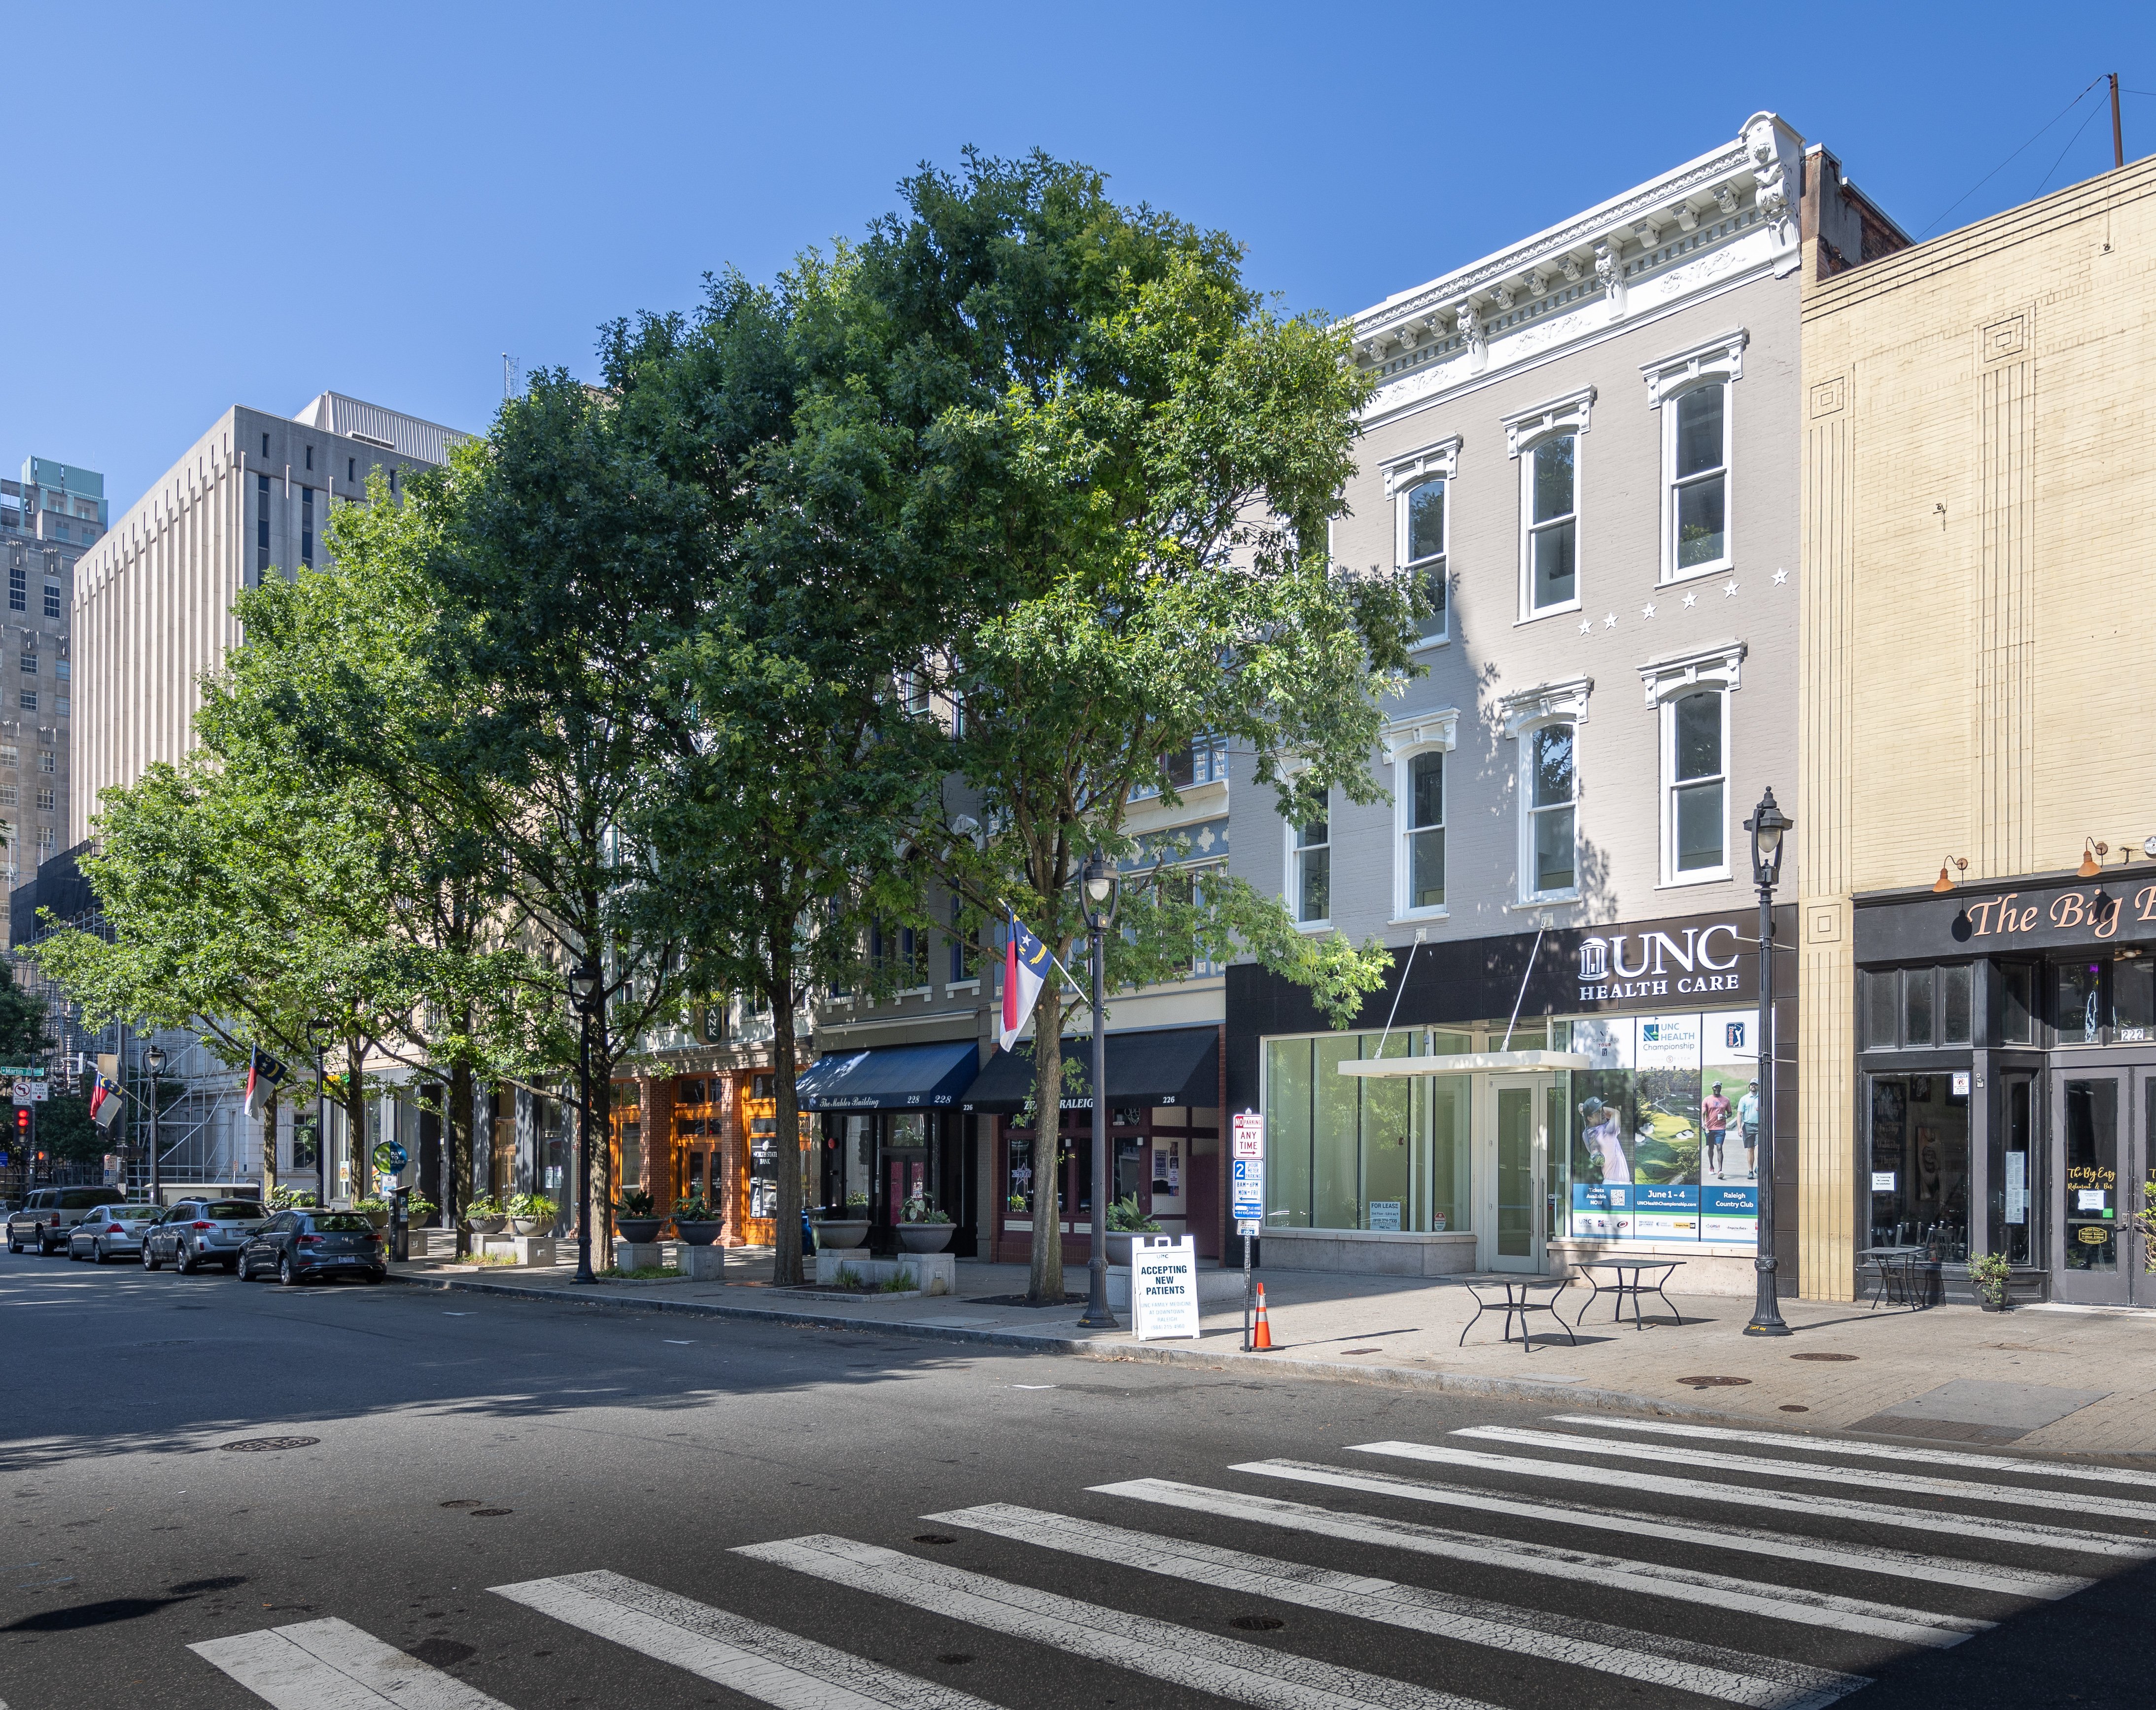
top-left (928, 1500), bottom-right (1868, 1708)
top-left (190, 1617), bottom-right (516, 1710)
top-left (1544, 1413), bottom-right (2156, 1487)
top-left (1450, 1425), bottom-right (2156, 1527)
top-left (490, 1570), bottom-right (996, 1709)
top-left (737, 1531), bottom-right (1503, 1710)
top-left (1091, 1475), bottom-right (1988, 1646)
top-left (1354, 1438), bottom-right (2156, 1558)
top-left (1236, 1456), bottom-right (2089, 1599)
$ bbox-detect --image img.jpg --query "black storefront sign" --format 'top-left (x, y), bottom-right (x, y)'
top-left (1857, 872), bottom-right (2156, 961)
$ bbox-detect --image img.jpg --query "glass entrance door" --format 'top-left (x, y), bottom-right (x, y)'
top-left (2052, 1068), bottom-right (2153, 1306)
top-left (1487, 1077), bottom-right (1552, 1273)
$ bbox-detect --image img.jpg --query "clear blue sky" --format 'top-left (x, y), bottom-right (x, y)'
top-left (9, 1), bottom-right (2155, 516)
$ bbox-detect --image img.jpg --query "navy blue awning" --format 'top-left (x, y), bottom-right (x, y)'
top-left (795, 1039), bottom-right (983, 1112)
top-left (960, 1026), bottom-right (1219, 1114)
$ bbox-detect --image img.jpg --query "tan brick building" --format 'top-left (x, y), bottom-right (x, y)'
top-left (1799, 155), bottom-right (2156, 1306)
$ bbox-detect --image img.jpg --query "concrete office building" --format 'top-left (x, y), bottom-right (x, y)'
top-left (1798, 152), bottom-right (2156, 1307)
top-left (1224, 113), bottom-right (1905, 1289)
top-left (0, 457), bottom-right (104, 924)
top-left (42, 393), bottom-right (467, 1195)
top-left (69, 393), bottom-right (464, 850)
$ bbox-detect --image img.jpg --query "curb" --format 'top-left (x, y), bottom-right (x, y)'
top-left (384, 1269), bottom-right (1761, 1426)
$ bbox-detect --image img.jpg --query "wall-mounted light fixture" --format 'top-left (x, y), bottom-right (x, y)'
top-left (1932, 856), bottom-right (1968, 895)
top-left (2079, 838), bottom-right (2110, 879)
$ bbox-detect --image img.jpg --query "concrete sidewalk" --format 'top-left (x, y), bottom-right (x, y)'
top-left (387, 1245), bottom-right (2156, 1458)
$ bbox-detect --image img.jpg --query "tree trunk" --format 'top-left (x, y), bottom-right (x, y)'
top-left (450, 1055), bottom-right (474, 1259)
top-left (261, 1088), bottom-right (279, 1204)
top-left (345, 1037), bottom-right (368, 1202)
top-left (592, 1060), bottom-right (615, 1257)
top-left (1027, 978), bottom-right (1066, 1305)
top-left (769, 952), bottom-right (805, 1289)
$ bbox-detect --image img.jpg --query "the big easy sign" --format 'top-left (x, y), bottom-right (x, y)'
top-left (1855, 872), bottom-right (2156, 963)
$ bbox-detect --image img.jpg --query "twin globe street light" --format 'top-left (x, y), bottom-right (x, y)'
top-left (569, 963), bottom-right (601, 1285)
top-left (1077, 850), bottom-right (1120, 1330)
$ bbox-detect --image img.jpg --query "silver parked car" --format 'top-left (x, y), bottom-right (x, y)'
top-left (67, 1205), bottom-right (163, 1264)
top-left (142, 1198), bottom-right (269, 1274)
top-left (7, 1187), bottom-right (127, 1255)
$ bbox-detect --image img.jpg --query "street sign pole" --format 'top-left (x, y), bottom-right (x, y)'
top-left (1231, 1110), bottom-right (1265, 1352)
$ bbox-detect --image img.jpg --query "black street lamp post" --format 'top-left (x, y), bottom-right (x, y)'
top-left (1742, 786), bottom-right (1793, 1338)
top-left (1078, 850), bottom-right (1119, 1330)
top-left (306, 1019), bottom-right (332, 1207)
top-left (570, 963), bottom-right (599, 1285)
top-left (144, 1045), bottom-right (166, 1203)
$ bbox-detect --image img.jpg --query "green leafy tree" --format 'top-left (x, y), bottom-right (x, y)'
top-left (0, 962), bottom-right (49, 1062)
top-left (847, 152), bottom-right (1421, 1302)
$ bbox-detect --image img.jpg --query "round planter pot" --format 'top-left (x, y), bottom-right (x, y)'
top-left (467, 1215), bottom-right (506, 1235)
top-left (615, 1218), bottom-right (665, 1245)
top-left (675, 1220), bottom-right (723, 1247)
top-left (362, 1206), bottom-right (390, 1229)
top-left (897, 1223), bottom-right (954, 1254)
top-left (1105, 1232), bottom-right (1136, 1269)
top-left (813, 1219), bottom-right (869, 1250)
top-left (1979, 1295), bottom-right (2009, 1312)
top-left (509, 1216), bottom-right (549, 1237)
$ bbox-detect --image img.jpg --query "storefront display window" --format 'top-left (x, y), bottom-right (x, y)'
top-left (2057, 961), bottom-right (2103, 1046)
top-left (1999, 963), bottom-right (2036, 1043)
top-left (1986, 1075), bottom-right (2039, 1268)
top-left (2112, 953), bottom-right (2154, 1043)
top-left (1563, 1011), bottom-right (1760, 1245)
top-left (1263, 1028), bottom-right (1472, 1233)
top-left (1867, 1073), bottom-right (1970, 1260)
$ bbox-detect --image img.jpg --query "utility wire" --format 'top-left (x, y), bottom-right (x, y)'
top-left (2035, 102), bottom-right (2108, 195)
top-left (1915, 77), bottom-right (2106, 238)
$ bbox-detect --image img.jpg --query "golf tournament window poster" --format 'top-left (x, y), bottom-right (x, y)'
top-left (1565, 1010), bottom-right (1759, 1246)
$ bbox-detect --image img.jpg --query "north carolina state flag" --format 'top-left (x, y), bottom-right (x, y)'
top-left (88, 1072), bottom-right (126, 1133)
top-left (998, 915), bottom-right (1052, 1051)
top-left (243, 1047), bottom-right (288, 1119)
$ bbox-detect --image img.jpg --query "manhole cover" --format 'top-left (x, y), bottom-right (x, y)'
top-left (1790, 1353), bottom-right (1858, 1362)
top-left (470, 1508), bottom-right (513, 1518)
top-left (1675, 1376), bottom-right (1752, 1389)
top-left (1230, 1615), bottom-right (1286, 1632)
top-left (912, 1534), bottom-right (957, 1545)
top-left (1340, 1348), bottom-right (1381, 1356)
top-left (439, 1500), bottom-right (485, 1508)
top-left (218, 1437), bottom-right (321, 1453)
top-left (937, 1653), bottom-right (974, 1666)
top-left (1780, 1405), bottom-right (1810, 1413)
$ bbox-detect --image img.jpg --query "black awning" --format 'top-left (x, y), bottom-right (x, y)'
top-left (960, 1026), bottom-right (1219, 1114)
top-left (795, 1039), bottom-right (982, 1112)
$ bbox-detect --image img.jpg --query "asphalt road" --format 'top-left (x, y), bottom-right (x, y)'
top-left (1, 1245), bottom-right (2149, 1710)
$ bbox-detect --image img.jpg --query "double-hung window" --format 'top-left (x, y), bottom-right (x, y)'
top-left (1406, 751), bottom-right (1444, 909)
top-left (1383, 438), bottom-right (1457, 646)
top-left (1526, 724), bottom-right (1576, 897)
top-left (1504, 388), bottom-right (1592, 620)
top-left (1643, 331), bottom-right (1746, 582)
top-left (1667, 690), bottom-right (1727, 878)
top-left (1290, 809), bottom-right (1330, 926)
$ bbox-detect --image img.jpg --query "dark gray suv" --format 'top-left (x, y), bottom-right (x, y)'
top-left (7, 1187), bottom-right (127, 1256)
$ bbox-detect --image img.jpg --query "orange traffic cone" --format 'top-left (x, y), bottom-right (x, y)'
top-left (1252, 1284), bottom-right (1275, 1351)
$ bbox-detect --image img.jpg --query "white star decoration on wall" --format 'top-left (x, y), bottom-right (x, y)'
top-left (1773, 569), bottom-right (1788, 585)
top-left (1578, 620), bottom-right (1592, 634)
top-left (1723, 580), bottom-right (1739, 597)
top-left (1604, 613), bottom-right (1617, 628)
top-left (1642, 604), bottom-right (1656, 619)
top-left (1682, 592), bottom-right (1698, 608)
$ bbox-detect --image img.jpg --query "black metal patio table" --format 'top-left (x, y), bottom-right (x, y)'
top-left (1570, 1258), bottom-right (1688, 1329)
top-left (1856, 1245), bottom-right (1928, 1311)
top-left (1459, 1275), bottom-right (1577, 1353)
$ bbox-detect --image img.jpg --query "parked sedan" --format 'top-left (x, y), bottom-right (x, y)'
top-left (67, 1205), bottom-right (163, 1264)
top-left (238, 1210), bottom-right (385, 1285)
top-left (143, 1198), bottom-right (269, 1274)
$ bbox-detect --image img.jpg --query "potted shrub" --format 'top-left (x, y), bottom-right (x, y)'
top-left (897, 1193), bottom-right (954, 1254)
top-left (1104, 1193), bottom-right (1161, 1268)
top-left (1967, 1250), bottom-right (2013, 1312)
top-left (507, 1192), bottom-right (558, 1237)
top-left (465, 1195), bottom-right (506, 1236)
top-left (814, 1190), bottom-right (871, 1250)
top-left (673, 1193), bottom-right (723, 1246)
top-left (614, 1189), bottom-right (664, 1245)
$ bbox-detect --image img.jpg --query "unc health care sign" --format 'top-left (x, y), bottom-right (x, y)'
top-left (1130, 1235), bottom-right (1201, 1340)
